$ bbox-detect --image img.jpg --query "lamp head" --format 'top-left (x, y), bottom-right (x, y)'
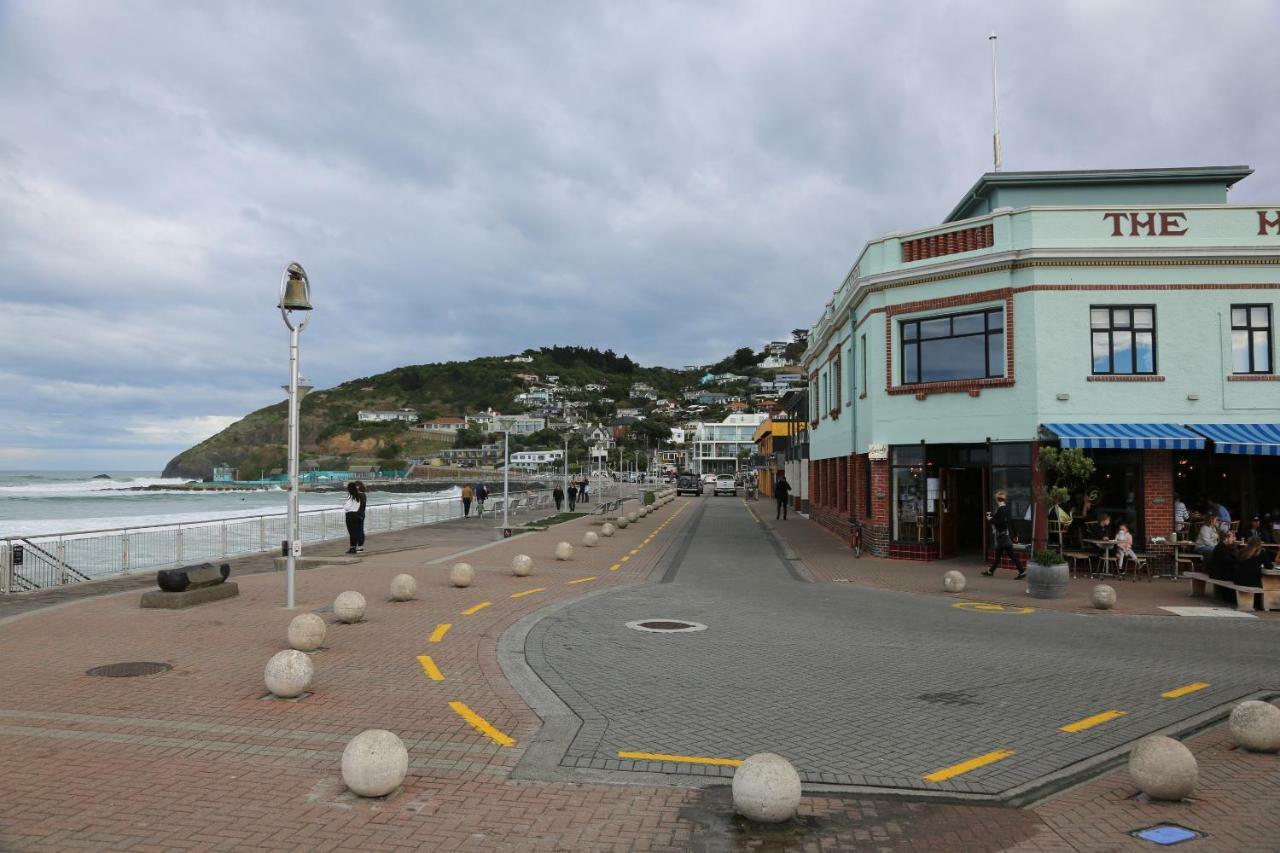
top-left (279, 262), bottom-right (313, 312)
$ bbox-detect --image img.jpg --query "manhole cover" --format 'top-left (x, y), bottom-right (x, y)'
top-left (626, 619), bottom-right (707, 634)
top-left (86, 662), bottom-right (173, 678)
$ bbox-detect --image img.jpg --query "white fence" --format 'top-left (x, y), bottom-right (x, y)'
top-left (2, 489), bottom-right (563, 594)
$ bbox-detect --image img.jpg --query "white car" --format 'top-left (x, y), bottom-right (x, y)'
top-left (713, 475), bottom-right (738, 496)
top-left (702, 473), bottom-right (717, 485)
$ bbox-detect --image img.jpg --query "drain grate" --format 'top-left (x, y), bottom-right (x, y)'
top-left (626, 619), bottom-right (707, 634)
top-left (86, 662), bottom-right (173, 678)
top-left (918, 690), bottom-right (981, 706)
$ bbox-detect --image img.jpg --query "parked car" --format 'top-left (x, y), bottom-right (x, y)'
top-left (702, 473), bottom-right (717, 485)
top-left (676, 473), bottom-right (703, 496)
top-left (713, 475), bottom-right (738, 496)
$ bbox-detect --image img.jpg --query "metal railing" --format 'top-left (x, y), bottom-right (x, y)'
top-left (1, 488), bottom-right (560, 594)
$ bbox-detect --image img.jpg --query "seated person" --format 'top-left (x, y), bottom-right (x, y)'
top-left (1113, 523), bottom-right (1139, 574)
top-left (1193, 518), bottom-right (1219, 557)
top-left (1093, 512), bottom-right (1116, 542)
top-left (1247, 515), bottom-right (1275, 544)
top-left (1234, 538), bottom-right (1275, 589)
top-left (1211, 500), bottom-right (1232, 529)
top-left (1173, 493), bottom-right (1189, 532)
top-left (1208, 530), bottom-right (1238, 582)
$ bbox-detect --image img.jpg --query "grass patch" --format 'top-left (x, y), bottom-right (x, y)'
top-left (520, 512), bottom-right (588, 529)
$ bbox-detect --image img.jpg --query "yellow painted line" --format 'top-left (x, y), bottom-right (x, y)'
top-left (629, 549), bottom-right (640, 555)
top-left (461, 602), bottom-right (492, 616)
top-left (1162, 682), bottom-right (1210, 699)
top-left (567, 576), bottom-right (597, 585)
top-left (618, 751), bottom-right (742, 767)
top-left (1059, 710), bottom-right (1127, 733)
top-left (449, 701), bottom-right (515, 746)
top-left (416, 655), bottom-right (444, 681)
top-left (609, 563), bottom-right (622, 571)
top-left (511, 587), bottom-right (545, 598)
top-left (620, 555), bottom-right (631, 562)
top-left (429, 623), bottom-right (451, 643)
top-left (923, 749), bottom-right (1014, 783)
top-left (952, 601), bottom-right (1034, 615)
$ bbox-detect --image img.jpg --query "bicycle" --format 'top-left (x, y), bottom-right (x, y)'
top-left (850, 518), bottom-right (863, 558)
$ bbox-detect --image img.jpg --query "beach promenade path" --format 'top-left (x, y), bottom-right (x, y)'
top-left (0, 495), bottom-right (1276, 851)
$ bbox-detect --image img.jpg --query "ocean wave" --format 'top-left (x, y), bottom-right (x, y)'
top-left (0, 477), bottom-right (194, 496)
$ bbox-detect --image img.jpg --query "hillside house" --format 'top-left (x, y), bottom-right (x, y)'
top-left (357, 409), bottom-right (419, 423)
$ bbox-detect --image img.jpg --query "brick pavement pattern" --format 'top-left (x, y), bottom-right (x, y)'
top-left (1, 494), bottom-right (1277, 851)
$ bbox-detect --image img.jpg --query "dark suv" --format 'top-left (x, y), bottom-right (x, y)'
top-left (676, 473), bottom-right (703, 496)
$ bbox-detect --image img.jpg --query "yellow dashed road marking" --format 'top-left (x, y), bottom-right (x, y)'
top-left (429, 623), bottom-right (451, 643)
top-left (618, 751), bottom-right (742, 767)
top-left (923, 749), bottom-right (1014, 783)
top-left (629, 549), bottom-right (640, 555)
top-left (416, 655), bottom-right (444, 681)
top-left (461, 602), bottom-right (491, 615)
top-left (620, 555), bottom-right (631, 562)
top-left (511, 587), bottom-right (545, 598)
top-left (567, 576), bottom-right (597, 585)
top-left (609, 563), bottom-right (622, 571)
top-left (1162, 682), bottom-right (1210, 699)
top-left (449, 701), bottom-right (515, 746)
top-left (1059, 710), bottom-right (1126, 733)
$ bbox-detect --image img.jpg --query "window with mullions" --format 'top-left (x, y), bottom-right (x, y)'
top-left (1091, 306), bottom-right (1156, 375)
top-left (900, 308), bottom-right (1004, 385)
top-left (1231, 304), bottom-right (1272, 374)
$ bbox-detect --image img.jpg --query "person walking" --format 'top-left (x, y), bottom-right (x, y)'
top-left (567, 482), bottom-right (578, 512)
top-left (461, 484), bottom-right (474, 518)
top-left (553, 485), bottom-right (564, 511)
top-left (983, 490), bottom-right (1024, 578)
top-left (343, 480), bottom-right (367, 554)
top-left (578, 478), bottom-right (589, 504)
top-left (774, 472), bottom-right (791, 520)
top-left (475, 482), bottom-right (488, 516)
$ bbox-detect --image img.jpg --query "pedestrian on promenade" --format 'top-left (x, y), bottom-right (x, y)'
top-left (344, 480), bottom-right (367, 554)
top-left (567, 482), bottom-right (578, 511)
top-left (774, 472), bottom-right (791, 520)
top-left (578, 478), bottom-right (589, 503)
top-left (475, 482), bottom-right (488, 516)
top-left (461, 484), bottom-right (474, 518)
top-left (553, 485), bottom-right (564, 511)
top-left (983, 490), bottom-right (1024, 578)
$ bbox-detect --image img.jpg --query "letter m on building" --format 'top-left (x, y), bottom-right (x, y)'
top-left (1259, 210), bottom-right (1280, 235)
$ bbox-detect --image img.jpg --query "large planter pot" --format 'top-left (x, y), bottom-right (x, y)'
top-left (1026, 560), bottom-right (1069, 599)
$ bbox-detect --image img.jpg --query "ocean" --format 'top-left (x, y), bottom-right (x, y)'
top-left (0, 470), bottom-right (458, 539)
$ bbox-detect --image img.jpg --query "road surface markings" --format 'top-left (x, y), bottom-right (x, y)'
top-left (416, 655), bottom-right (444, 681)
top-left (1162, 682), bottom-right (1210, 699)
top-left (609, 563), bottom-right (622, 571)
top-left (449, 701), bottom-right (515, 746)
top-left (618, 751), bottom-right (742, 767)
top-left (567, 576), bottom-right (597, 585)
top-left (1059, 710), bottom-right (1127, 733)
top-left (511, 587), bottom-right (545, 598)
top-left (923, 749), bottom-right (1014, 783)
top-left (629, 549), bottom-right (640, 555)
top-left (429, 623), bottom-right (451, 643)
top-left (952, 601), bottom-right (1034, 615)
top-left (461, 602), bottom-right (492, 616)
top-left (621, 555), bottom-right (631, 562)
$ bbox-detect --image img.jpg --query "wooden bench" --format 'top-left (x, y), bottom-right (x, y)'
top-left (1183, 570), bottom-right (1280, 612)
top-left (593, 498), bottom-right (624, 516)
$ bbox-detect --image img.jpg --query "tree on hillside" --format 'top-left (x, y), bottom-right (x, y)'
top-left (454, 425), bottom-right (484, 448)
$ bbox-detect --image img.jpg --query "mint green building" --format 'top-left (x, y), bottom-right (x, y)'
top-left (800, 166), bottom-right (1280, 564)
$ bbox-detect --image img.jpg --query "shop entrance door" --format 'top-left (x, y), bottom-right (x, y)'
top-left (939, 470), bottom-right (959, 557)
top-left (939, 468), bottom-right (985, 559)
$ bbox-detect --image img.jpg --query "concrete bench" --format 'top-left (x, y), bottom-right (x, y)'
top-left (1183, 570), bottom-right (1280, 612)
top-left (593, 498), bottom-right (624, 516)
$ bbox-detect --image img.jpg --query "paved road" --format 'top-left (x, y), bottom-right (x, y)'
top-left (519, 497), bottom-right (1280, 798)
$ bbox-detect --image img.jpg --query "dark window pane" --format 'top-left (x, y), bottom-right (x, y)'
top-left (920, 318), bottom-right (951, 339)
top-left (952, 313), bottom-right (985, 335)
top-left (1252, 306), bottom-right (1270, 328)
top-left (893, 445), bottom-right (924, 465)
top-left (987, 310), bottom-right (1004, 330)
top-left (904, 344), bottom-right (918, 383)
top-left (902, 322), bottom-right (918, 342)
top-left (1232, 330), bottom-right (1250, 373)
top-left (988, 333), bottom-right (1004, 376)
top-left (1135, 332), bottom-right (1154, 373)
top-left (1254, 331), bottom-right (1270, 372)
top-left (1232, 307), bottom-right (1248, 327)
top-left (1113, 331), bottom-right (1134, 373)
top-left (991, 442), bottom-right (1030, 465)
top-left (1092, 332), bottom-right (1111, 373)
top-left (1090, 308), bottom-right (1109, 329)
top-left (920, 336), bottom-right (987, 382)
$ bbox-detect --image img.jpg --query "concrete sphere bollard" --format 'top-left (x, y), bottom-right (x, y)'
top-left (334, 591), bottom-right (367, 624)
top-left (450, 562), bottom-right (474, 587)
top-left (583, 531), bottom-right (599, 547)
top-left (341, 729), bottom-right (409, 798)
top-left (287, 613), bottom-right (327, 652)
top-left (389, 574), bottom-right (417, 602)
top-left (616, 516), bottom-right (629, 529)
top-left (942, 570), bottom-right (966, 593)
top-left (512, 554), bottom-right (533, 577)
top-left (1230, 700), bottom-right (1280, 753)
top-left (732, 752), bottom-right (802, 823)
top-left (555, 541), bottom-right (574, 561)
top-left (264, 649), bottom-right (314, 698)
top-left (627, 512), bottom-right (639, 524)
top-left (1092, 584), bottom-right (1117, 610)
top-left (1128, 735), bottom-right (1197, 801)
top-left (601, 523), bottom-right (615, 537)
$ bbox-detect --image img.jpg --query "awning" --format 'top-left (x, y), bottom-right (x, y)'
top-left (1043, 423), bottom-right (1205, 450)
top-left (1186, 423), bottom-right (1280, 456)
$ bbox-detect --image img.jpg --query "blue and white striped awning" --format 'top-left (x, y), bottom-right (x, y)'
top-left (1187, 423), bottom-right (1280, 456)
top-left (1044, 423), bottom-right (1205, 450)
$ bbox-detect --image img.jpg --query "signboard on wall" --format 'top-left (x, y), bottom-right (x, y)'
top-left (867, 443), bottom-right (888, 461)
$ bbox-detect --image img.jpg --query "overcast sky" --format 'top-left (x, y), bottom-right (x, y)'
top-left (2, 1), bottom-right (1278, 470)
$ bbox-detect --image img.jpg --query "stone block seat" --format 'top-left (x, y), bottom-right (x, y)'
top-left (1183, 570), bottom-right (1280, 612)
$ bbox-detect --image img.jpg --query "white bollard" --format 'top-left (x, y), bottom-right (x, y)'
top-left (555, 542), bottom-right (574, 561)
top-left (1092, 584), bottom-right (1116, 610)
top-left (583, 531), bottom-right (599, 547)
top-left (264, 649), bottom-right (314, 698)
top-left (732, 752), bottom-right (802, 823)
top-left (334, 591), bottom-right (367, 624)
top-left (1230, 700), bottom-right (1280, 753)
top-left (1128, 735), bottom-right (1197, 801)
top-left (512, 554), bottom-right (533, 577)
top-left (601, 523), bottom-right (615, 537)
top-left (450, 562), bottom-right (474, 587)
top-left (341, 729), bottom-right (409, 797)
top-left (942, 570), bottom-right (965, 593)
top-left (389, 574), bottom-right (417, 601)
top-left (288, 613), bottom-right (326, 652)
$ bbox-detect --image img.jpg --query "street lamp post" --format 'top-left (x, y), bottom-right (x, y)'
top-left (501, 430), bottom-right (511, 534)
top-left (278, 262), bottom-right (313, 610)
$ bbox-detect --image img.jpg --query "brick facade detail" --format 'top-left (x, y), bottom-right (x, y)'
top-left (1142, 451), bottom-right (1176, 572)
top-left (900, 223), bottom-right (993, 263)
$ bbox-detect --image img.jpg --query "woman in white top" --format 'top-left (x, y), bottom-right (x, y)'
top-left (343, 481), bottom-right (367, 554)
top-left (1193, 519), bottom-right (1218, 557)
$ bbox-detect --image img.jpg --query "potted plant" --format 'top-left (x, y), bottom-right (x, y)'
top-left (1026, 446), bottom-right (1096, 599)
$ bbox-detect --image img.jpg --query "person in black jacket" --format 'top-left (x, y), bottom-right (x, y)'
top-left (567, 482), bottom-right (578, 511)
top-left (774, 473), bottom-right (792, 520)
top-left (983, 490), bottom-right (1024, 579)
top-left (552, 485), bottom-right (564, 511)
top-left (344, 480), bottom-right (367, 554)
top-left (1208, 530), bottom-right (1238, 581)
top-left (1234, 537), bottom-right (1273, 589)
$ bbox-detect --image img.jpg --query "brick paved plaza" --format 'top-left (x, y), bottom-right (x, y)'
top-left (0, 495), bottom-right (1277, 851)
